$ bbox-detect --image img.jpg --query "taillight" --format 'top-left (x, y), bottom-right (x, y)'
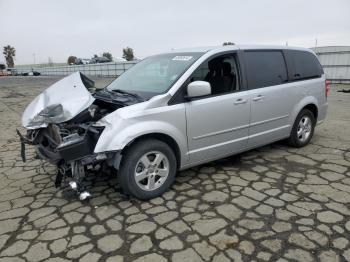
top-left (325, 79), bottom-right (329, 98)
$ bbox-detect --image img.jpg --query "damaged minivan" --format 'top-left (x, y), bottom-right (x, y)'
top-left (19, 45), bottom-right (327, 200)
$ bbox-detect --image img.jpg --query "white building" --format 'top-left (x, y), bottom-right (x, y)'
top-left (311, 46), bottom-right (350, 84)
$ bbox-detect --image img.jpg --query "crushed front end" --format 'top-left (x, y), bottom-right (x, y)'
top-left (18, 121), bottom-right (112, 200)
top-left (18, 72), bottom-right (141, 200)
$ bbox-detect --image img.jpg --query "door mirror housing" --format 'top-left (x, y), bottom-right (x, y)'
top-left (186, 81), bottom-right (211, 99)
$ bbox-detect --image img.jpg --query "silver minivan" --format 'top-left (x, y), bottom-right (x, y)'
top-left (19, 45), bottom-right (328, 200)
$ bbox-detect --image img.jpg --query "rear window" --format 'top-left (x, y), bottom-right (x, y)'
top-left (245, 50), bottom-right (288, 89)
top-left (286, 50), bottom-right (323, 80)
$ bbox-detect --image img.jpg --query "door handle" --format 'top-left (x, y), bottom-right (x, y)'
top-left (234, 98), bottom-right (247, 105)
top-left (252, 95), bottom-right (264, 101)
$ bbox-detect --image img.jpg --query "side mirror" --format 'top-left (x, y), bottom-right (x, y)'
top-left (186, 81), bottom-right (211, 99)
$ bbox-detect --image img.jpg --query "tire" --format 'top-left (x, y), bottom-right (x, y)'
top-left (119, 139), bottom-right (177, 200)
top-left (287, 109), bottom-right (316, 148)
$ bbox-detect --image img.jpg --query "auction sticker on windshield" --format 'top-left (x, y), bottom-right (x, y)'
top-left (172, 56), bottom-right (193, 61)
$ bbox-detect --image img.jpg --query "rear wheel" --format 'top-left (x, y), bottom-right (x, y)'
top-left (119, 139), bottom-right (177, 200)
top-left (287, 109), bottom-right (316, 148)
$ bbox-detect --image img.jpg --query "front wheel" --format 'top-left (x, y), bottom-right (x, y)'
top-left (118, 139), bottom-right (177, 200)
top-left (287, 109), bottom-right (316, 148)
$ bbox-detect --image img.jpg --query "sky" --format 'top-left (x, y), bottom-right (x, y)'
top-left (1, 0), bottom-right (349, 65)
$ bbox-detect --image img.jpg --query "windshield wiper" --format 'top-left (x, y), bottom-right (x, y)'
top-left (110, 89), bottom-right (144, 101)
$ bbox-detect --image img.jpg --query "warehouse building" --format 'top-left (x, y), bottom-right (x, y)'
top-left (311, 46), bottom-right (350, 84)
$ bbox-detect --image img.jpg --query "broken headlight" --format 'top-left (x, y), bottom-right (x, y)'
top-left (31, 104), bottom-right (65, 125)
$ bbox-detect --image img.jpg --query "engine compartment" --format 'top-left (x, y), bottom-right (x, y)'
top-left (18, 93), bottom-right (129, 199)
top-left (26, 92), bottom-right (129, 164)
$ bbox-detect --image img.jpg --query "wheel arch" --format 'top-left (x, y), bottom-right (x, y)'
top-left (290, 96), bottom-right (319, 129)
top-left (120, 133), bottom-right (182, 170)
top-left (302, 103), bottom-right (318, 120)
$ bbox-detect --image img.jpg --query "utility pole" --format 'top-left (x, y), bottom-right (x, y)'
top-left (33, 53), bottom-right (36, 65)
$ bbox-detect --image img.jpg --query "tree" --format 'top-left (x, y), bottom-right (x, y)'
top-left (223, 42), bottom-right (235, 46)
top-left (102, 52), bottom-right (113, 61)
top-left (122, 47), bottom-right (134, 61)
top-left (67, 56), bottom-right (77, 65)
top-left (3, 45), bottom-right (16, 68)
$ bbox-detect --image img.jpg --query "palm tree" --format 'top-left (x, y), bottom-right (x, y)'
top-left (3, 45), bottom-right (16, 68)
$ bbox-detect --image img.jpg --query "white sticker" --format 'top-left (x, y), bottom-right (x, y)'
top-left (172, 56), bottom-right (193, 61)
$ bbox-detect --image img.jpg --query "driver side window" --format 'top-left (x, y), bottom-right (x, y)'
top-left (190, 53), bottom-right (241, 96)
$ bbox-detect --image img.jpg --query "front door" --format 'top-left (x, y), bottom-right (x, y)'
top-left (184, 53), bottom-right (250, 164)
top-left (186, 92), bottom-right (250, 163)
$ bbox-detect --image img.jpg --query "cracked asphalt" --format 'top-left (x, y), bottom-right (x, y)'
top-left (0, 76), bottom-right (350, 262)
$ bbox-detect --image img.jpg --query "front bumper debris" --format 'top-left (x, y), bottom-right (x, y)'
top-left (16, 129), bottom-right (34, 162)
top-left (17, 129), bottom-right (27, 162)
top-left (17, 125), bottom-right (112, 201)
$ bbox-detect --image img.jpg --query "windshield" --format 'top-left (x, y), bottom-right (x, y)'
top-left (107, 52), bottom-right (203, 99)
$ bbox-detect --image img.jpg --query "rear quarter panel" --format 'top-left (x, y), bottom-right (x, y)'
top-left (289, 76), bottom-right (327, 127)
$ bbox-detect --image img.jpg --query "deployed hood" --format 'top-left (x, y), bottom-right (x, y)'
top-left (22, 72), bottom-right (95, 129)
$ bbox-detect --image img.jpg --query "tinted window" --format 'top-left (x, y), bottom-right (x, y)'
top-left (245, 51), bottom-right (288, 89)
top-left (287, 50), bottom-right (323, 80)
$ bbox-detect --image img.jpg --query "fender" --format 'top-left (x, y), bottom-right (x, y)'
top-left (94, 118), bottom-right (189, 165)
top-left (289, 95), bottom-right (318, 131)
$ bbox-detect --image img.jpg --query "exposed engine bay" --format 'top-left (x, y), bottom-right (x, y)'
top-left (17, 72), bottom-right (143, 200)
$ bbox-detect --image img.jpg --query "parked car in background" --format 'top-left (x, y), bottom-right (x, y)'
top-left (19, 45), bottom-right (327, 200)
top-left (90, 56), bottom-right (111, 64)
top-left (18, 69), bottom-right (41, 76)
top-left (0, 63), bottom-right (7, 76)
top-left (28, 70), bottom-right (41, 76)
top-left (7, 68), bottom-right (18, 76)
top-left (114, 57), bottom-right (127, 62)
top-left (75, 58), bottom-right (92, 65)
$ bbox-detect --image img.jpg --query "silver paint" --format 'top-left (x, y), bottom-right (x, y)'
top-left (22, 72), bottom-right (95, 129)
top-left (22, 45), bottom-right (328, 171)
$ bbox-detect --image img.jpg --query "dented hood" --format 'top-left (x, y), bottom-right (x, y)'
top-left (22, 72), bottom-right (95, 129)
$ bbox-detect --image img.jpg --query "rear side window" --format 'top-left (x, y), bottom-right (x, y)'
top-left (286, 50), bottom-right (323, 80)
top-left (245, 51), bottom-right (288, 89)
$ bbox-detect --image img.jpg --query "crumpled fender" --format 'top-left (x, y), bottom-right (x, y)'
top-left (93, 98), bottom-right (188, 161)
top-left (22, 72), bottom-right (95, 129)
top-left (94, 118), bottom-right (186, 154)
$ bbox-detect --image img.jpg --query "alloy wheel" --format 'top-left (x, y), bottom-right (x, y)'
top-left (134, 151), bottom-right (170, 191)
top-left (297, 116), bottom-right (312, 143)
